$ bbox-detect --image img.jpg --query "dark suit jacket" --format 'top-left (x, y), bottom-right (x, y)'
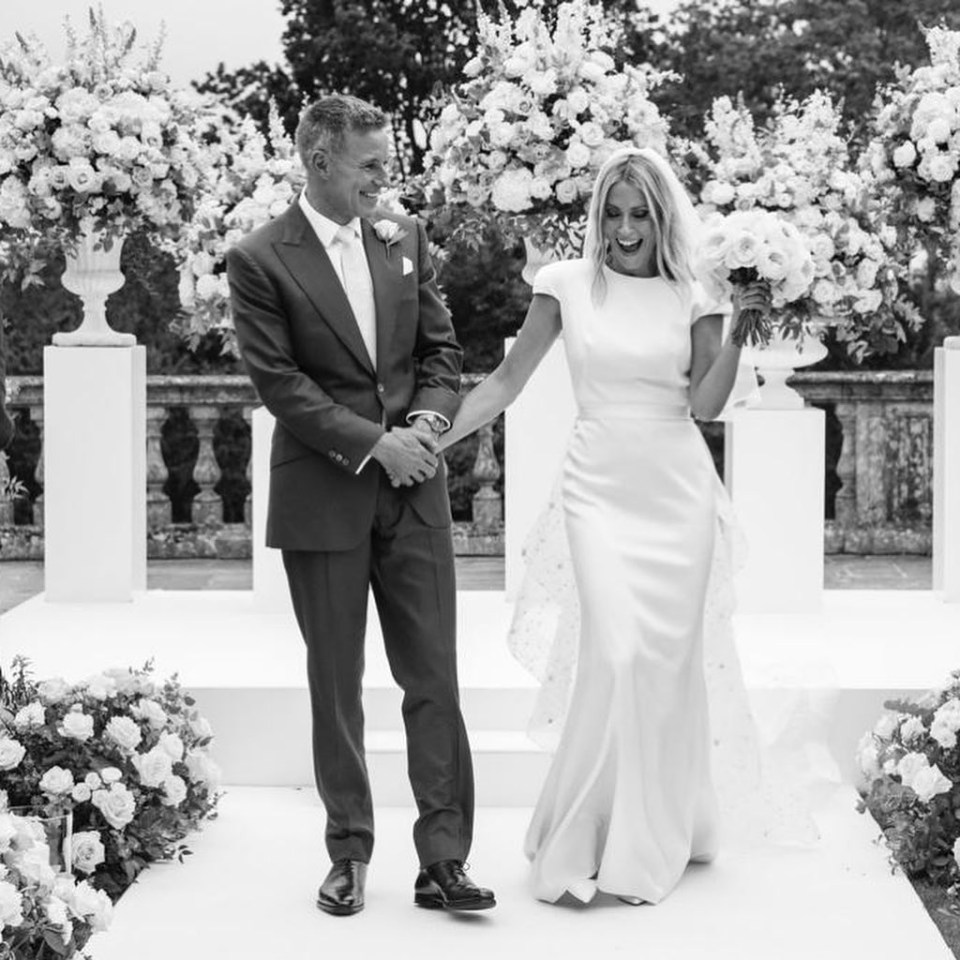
top-left (226, 203), bottom-right (463, 551)
top-left (0, 321), bottom-right (14, 451)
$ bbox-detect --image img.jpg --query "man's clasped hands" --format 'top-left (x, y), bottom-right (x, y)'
top-left (369, 419), bottom-right (440, 488)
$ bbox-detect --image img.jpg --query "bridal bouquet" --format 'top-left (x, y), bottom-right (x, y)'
top-left (0, 657), bottom-right (221, 902)
top-left (0, 10), bottom-right (208, 265)
top-left (696, 92), bottom-right (917, 360)
top-left (423, 0), bottom-right (671, 256)
top-left (697, 208), bottom-right (815, 346)
top-left (864, 26), bottom-right (960, 292)
top-left (0, 805), bottom-right (113, 959)
top-left (173, 104), bottom-right (304, 352)
top-left (857, 670), bottom-right (960, 897)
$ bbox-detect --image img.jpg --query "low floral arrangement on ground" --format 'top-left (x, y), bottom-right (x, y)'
top-left (0, 656), bottom-right (222, 911)
top-left (857, 669), bottom-right (960, 900)
top-left (423, 0), bottom-right (671, 257)
top-left (0, 8), bottom-right (210, 283)
top-left (864, 25), bottom-right (960, 295)
top-left (694, 90), bottom-right (919, 358)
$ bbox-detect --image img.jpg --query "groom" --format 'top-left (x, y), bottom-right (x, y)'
top-left (226, 95), bottom-right (494, 915)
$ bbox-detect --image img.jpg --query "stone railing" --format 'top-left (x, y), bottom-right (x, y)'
top-left (0, 370), bottom-right (934, 559)
top-left (0, 373), bottom-right (502, 560)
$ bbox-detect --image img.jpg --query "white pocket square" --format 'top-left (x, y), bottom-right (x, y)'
top-left (402, 256), bottom-right (413, 276)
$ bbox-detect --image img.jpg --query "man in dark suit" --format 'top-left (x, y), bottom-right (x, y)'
top-left (0, 320), bottom-right (14, 451)
top-left (226, 95), bottom-right (494, 916)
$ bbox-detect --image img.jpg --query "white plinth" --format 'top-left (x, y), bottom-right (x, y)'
top-left (933, 337), bottom-right (960, 602)
top-left (503, 338), bottom-right (576, 599)
top-left (251, 406), bottom-right (292, 612)
top-left (725, 406), bottom-right (825, 614)
top-left (43, 346), bottom-right (146, 602)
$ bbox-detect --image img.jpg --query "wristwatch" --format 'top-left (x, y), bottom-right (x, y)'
top-left (415, 413), bottom-right (447, 437)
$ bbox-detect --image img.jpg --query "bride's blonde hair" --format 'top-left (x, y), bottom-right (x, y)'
top-left (584, 148), bottom-right (699, 305)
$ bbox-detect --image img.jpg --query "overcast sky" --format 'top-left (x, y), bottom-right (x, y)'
top-left (11, 0), bottom-right (681, 86)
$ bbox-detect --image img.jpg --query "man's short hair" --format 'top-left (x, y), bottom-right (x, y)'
top-left (295, 95), bottom-right (388, 166)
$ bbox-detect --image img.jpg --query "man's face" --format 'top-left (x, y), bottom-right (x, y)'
top-left (312, 127), bottom-right (390, 223)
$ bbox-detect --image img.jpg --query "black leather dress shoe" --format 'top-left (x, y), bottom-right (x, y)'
top-left (317, 859), bottom-right (367, 916)
top-left (414, 860), bottom-right (496, 911)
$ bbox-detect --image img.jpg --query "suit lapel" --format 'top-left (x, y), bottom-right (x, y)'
top-left (362, 218), bottom-right (400, 379)
top-left (273, 205), bottom-right (375, 376)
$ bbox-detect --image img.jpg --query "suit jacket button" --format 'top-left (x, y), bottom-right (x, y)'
top-left (377, 383), bottom-right (385, 394)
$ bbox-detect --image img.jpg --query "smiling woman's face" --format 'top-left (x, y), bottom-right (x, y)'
top-left (601, 180), bottom-right (658, 277)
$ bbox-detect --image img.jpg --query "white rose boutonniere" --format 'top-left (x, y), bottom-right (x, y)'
top-left (372, 218), bottom-right (407, 252)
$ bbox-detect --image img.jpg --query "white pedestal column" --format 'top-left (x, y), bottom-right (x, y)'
top-left (251, 406), bottom-right (292, 611)
top-left (503, 339), bottom-right (576, 599)
top-left (725, 406), bottom-right (825, 613)
top-left (43, 346), bottom-right (146, 602)
top-left (933, 336), bottom-right (960, 602)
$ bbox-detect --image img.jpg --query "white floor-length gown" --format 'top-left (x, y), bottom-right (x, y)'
top-left (519, 258), bottom-right (736, 905)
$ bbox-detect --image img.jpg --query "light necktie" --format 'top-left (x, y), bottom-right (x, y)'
top-left (334, 224), bottom-right (377, 369)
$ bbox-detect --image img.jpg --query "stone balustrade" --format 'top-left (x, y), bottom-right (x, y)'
top-left (0, 369), bottom-right (934, 559)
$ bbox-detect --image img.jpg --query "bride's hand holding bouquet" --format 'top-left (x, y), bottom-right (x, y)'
top-left (698, 209), bottom-right (816, 347)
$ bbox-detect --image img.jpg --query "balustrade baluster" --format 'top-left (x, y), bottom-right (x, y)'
top-left (471, 420), bottom-right (502, 532)
top-left (242, 405), bottom-right (253, 527)
top-left (32, 403), bottom-right (44, 529)
top-left (145, 404), bottom-right (171, 529)
top-left (833, 400), bottom-right (858, 529)
top-left (0, 451), bottom-right (13, 526)
top-left (189, 405), bottom-right (223, 526)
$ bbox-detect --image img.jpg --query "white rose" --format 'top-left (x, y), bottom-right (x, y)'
top-left (578, 121), bottom-right (605, 148)
top-left (0, 816), bottom-right (16, 855)
top-left (899, 715), bottom-right (926, 744)
top-left (927, 153), bottom-right (958, 183)
top-left (70, 831), bottom-right (106, 875)
top-left (38, 678), bottom-right (71, 704)
top-left (162, 775), bottom-right (188, 807)
top-left (724, 231), bottom-right (761, 270)
top-left (0, 739), bottom-right (26, 772)
top-left (0, 880), bottom-right (24, 929)
top-left (926, 117), bottom-right (953, 144)
top-left (555, 178), bottom-right (579, 205)
top-left (45, 896), bottom-right (72, 940)
top-left (18, 842), bottom-right (55, 886)
top-left (873, 713), bottom-right (900, 740)
top-left (13, 701), bottom-right (45, 730)
top-left (565, 140), bottom-right (592, 170)
top-left (857, 734), bottom-right (882, 780)
top-left (132, 746), bottom-right (173, 788)
top-left (39, 766), bottom-right (75, 796)
top-left (104, 716), bottom-right (142, 752)
top-left (892, 141), bottom-right (917, 168)
top-left (81, 673), bottom-right (117, 701)
top-left (59, 709), bottom-right (94, 743)
top-left (130, 699), bottom-right (167, 730)
top-left (529, 176), bottom-right (552, 201)
top-left (184, 749), bottom-right (222, 789)
top-left (68, 880), bottom-right (113, 931)
top-left (896, 751), bottom-right (930, 787)
top-left (910, 764), bottom-right (954, 803)
top-left (711, 181), bottom-right (737, 207)
top-left (915, 197), bottom-right (937, 222)
top-left (71, 783), bottom-right (92, 803)
top-left (158, 731), bottom-right (185, 762)
top-left (100, 767), bottom-right (122, 784)
top-left (91, 784), bottom-right (136, 830)
top-left (195, 273), bottom-right (222, 300)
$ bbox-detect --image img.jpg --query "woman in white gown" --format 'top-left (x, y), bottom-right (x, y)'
top-left (438, 147), bottom-right (769, 905)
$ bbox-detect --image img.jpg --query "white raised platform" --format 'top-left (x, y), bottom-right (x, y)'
top-left (85, 786), bottom-right (953, 960)
top-left (1, 587), bottom-right (959, 792)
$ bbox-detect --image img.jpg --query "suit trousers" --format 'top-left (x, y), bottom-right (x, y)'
top-left (282, 472), bottom-right (474, 867)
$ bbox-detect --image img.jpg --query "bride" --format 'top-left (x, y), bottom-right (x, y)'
top-left (438, 146), bottom-right (774, 905)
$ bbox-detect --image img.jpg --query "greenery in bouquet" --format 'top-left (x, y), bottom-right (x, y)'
top-left (422, 0), bottom-right (671, 258)
top-left (864, 25), bottom-right (960, 295)
top-left (0, 7), bottom-right (210, 281)
top-left (857, 670), bottom-right (960, 897)
top-left (696, 208), bottom-right (815, 347)
top-left (694, 91), bottom-right (920, 360)
top-left (174, 103), bottom-right (304, 354)
top-left (0, 657), bottom-right (221, 903)
top-left (0, 804), bottom-right (113, 959)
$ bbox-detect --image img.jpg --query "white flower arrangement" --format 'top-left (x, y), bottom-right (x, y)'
top-left (864, 25), bottom-right (960, 294)
top-left (173, 105), bottom-right (304, 353)
top-left (695, 91), bottom-right (921, 358)
top-left (857, 669), bottom-right (960, 898)
top-left (423, 0), bottom-right (671, 256)
top-left (0, 10), bottom-right (210, 273)
top-left (0, 805), bottom-right (113, 958)
top-left (0, 658), bottom-right (221, 904)
top-left (696, 208), bottom-right (815, 346)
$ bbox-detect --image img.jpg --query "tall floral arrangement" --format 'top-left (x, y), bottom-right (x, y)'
top-left (696, 92), bottom-right (919, 358)
top-left (174, 105), bottom-right (304, 353)
top-left (0, 8), bottom-right (210, 277)
top-left (0, 658), bottom-right (221, 902)
top-left (423, 0), bottom-right (671, 257)
top-left (857, 670), bottom-right (960, 901)
top-left (864, 26), bottom-right (960, 295)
